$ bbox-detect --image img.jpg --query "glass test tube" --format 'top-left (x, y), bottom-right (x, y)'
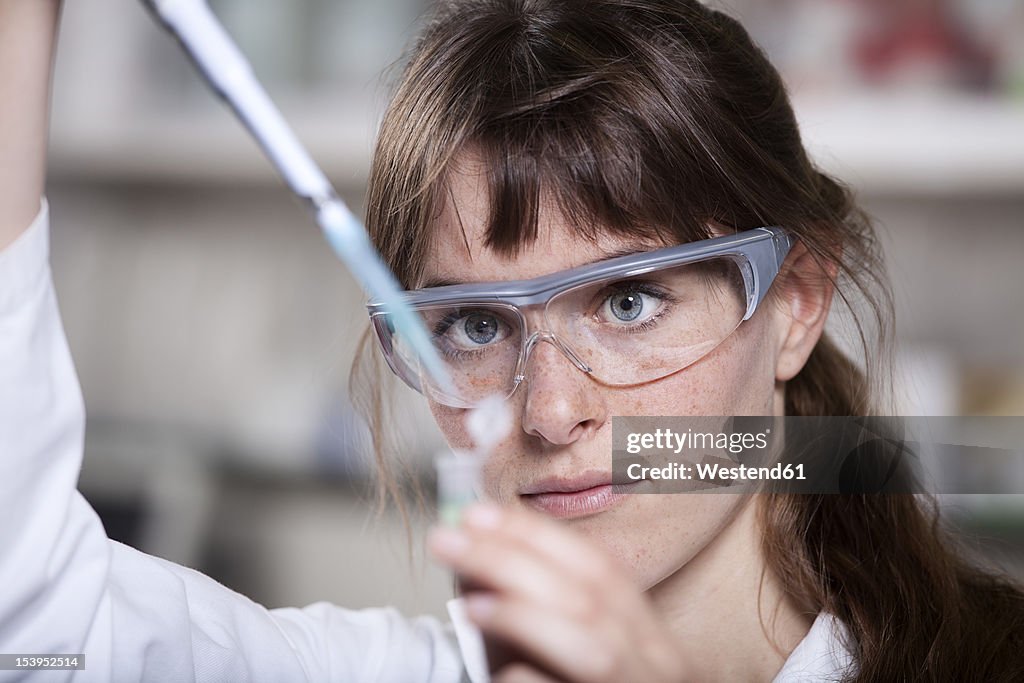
top-left (435, 450), bottom-right (481, 527)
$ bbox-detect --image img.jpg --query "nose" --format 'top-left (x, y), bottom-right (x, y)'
top-left (517, 334), bottom-right (608, 446)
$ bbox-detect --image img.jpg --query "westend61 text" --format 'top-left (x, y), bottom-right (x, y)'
top-left (626, 461), bottom-right (806, 482)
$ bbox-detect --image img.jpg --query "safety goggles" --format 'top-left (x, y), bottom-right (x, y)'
top-left (367, 227), bottom-right (793, 408)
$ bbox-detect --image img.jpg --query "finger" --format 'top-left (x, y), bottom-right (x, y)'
top-left (464, 505), bottom-right (638, 606)
top-left (471, 594), bottom-right (685, 683)
top-left (428, 525), bottom-right (596, 618)
top-left (464, 593), bottom-right (624, 683)
top-left (463, 503), bottom-right (632, 590)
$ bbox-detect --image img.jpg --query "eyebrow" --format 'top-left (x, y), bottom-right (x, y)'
top-left (418, 245), bottom-right (649, 289)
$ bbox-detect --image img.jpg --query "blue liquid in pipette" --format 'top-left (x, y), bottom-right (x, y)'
top-left (317, 201), bottom-right (455, 395)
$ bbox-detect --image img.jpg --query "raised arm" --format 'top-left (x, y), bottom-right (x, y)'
top-left (0, 0), bottom-right (61, 249)
top-left (0, 5), bottom-right (469, 680)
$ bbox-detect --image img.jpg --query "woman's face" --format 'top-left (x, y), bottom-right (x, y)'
top-left (422, 159), bottom-right (791, 591)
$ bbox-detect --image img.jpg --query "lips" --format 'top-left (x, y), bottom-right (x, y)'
top-left (520, 471), bottom-right (612, 495)
top-left (520, 471), bottom-right (635, 518)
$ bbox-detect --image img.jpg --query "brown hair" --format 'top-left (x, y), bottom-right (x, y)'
top-left (350, 0), bottom-right (1024, 679)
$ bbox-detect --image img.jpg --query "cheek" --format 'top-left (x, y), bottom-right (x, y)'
top-left (428, 402), bottom-right (472, 451)
top-left (708, 313), bottom-right (779, 414)
top-left (609, 313), bottom-right (778, 417)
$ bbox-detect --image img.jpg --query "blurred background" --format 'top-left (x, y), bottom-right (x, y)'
top-left (46, 0), bottom-right (1024, 620)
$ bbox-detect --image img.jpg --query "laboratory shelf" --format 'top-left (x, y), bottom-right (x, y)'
top-left (49, 94), bottom-right (1024, 197)
top-left (795, 93), bottom-right (1024, 196)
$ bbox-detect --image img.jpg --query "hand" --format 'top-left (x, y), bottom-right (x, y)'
top-left (428, 503), bottom-right (688, 683)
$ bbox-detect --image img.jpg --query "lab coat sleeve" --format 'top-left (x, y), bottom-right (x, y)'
top-left (0, 202), bottom-right (467, 683)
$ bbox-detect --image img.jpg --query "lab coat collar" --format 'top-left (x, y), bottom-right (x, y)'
top-left (772, 612), bottom-right (856, 681)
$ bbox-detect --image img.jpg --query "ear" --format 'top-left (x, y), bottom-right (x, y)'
top-left (773, 241), bottom-right (837, 382)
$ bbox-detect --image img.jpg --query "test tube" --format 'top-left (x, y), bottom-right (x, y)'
top-left (435, 450), bottom-right (481, 527)
top-left (436, 395), bottom-right (512, 524)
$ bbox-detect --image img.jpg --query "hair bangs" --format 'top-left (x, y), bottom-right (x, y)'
top-left (454, 84), bottom-right (724, 260)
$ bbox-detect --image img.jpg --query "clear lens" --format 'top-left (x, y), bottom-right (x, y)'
top-left (380, 256), bottom-right (749, 406)
top-left (386, 303), bottom-right (525, 406)
top-left (546, 256), bottom-right (748, 384)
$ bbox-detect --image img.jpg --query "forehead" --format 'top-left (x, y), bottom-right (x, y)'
top-left (420, 155), bottom-right (664, 288)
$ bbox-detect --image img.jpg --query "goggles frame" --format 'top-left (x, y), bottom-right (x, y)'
top-left (366, 226), bottom-right (793, 403)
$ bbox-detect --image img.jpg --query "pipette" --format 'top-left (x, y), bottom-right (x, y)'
top-left (140, 0), bottom-right (454, 394)
top-left (139, 0), bottom-right (517, 525)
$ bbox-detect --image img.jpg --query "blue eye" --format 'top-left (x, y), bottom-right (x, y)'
top-left (433, 309), bottom-right (512, 353)
top-left (464, 313), bottom-right (500, 344)
top-left (599, 284), bottom-right (667, 326)
top-left (608, 292), bottom-right (644, 322)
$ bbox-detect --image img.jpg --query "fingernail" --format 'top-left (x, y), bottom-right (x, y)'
top-left (464, 503), bottom-right (502, 530)
top-left (465, 594), bottom-right (496, 621)
top-left (429, 526), bottom-right (469, 559)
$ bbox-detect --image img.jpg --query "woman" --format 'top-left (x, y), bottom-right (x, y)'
top-left (1, 1), bottom-right (1022, 682)
top-left (355, 1), bottom-right (1024, 680)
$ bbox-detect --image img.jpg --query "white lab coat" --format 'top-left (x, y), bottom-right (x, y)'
top-left (0, 203), bottom-right (855, 682)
